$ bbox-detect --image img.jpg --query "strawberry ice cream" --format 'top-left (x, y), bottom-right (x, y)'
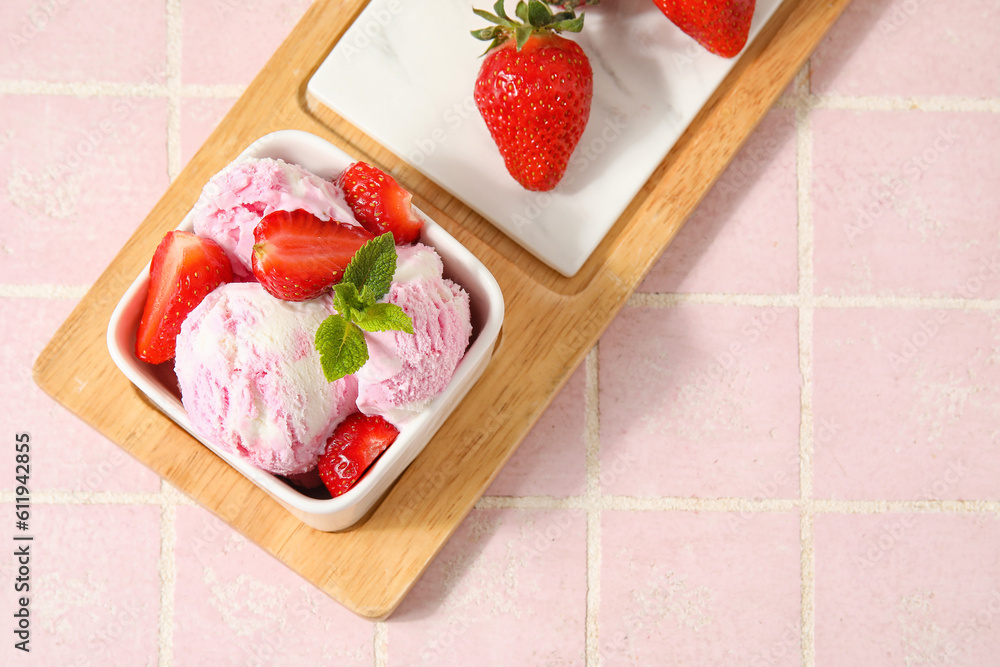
top-left (355, 243), bottom-right (473, 425)
top-left (174, 282), bottom-right (358, 476)
top-left (191, 157), bottom-right (360, 278)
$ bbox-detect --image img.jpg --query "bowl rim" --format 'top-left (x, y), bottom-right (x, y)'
top-left (107, 129), bottom-right (505, 522)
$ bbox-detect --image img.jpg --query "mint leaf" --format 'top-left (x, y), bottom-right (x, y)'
top-left (315, 315), bottom-right (369, 382)
top-left (354, 303), bottom-right (416, 334)
top-left (342, 232), bottom-right (396, 301)
top-left (314, 230), bottom-right (414, 383)
top-left (332, 282), bottom-right (366, 320)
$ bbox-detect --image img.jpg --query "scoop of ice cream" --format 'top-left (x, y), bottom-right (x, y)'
top-left (190, 157), bottom-right (359, 278)
top-left (355, 243), bottom-right (472, 426)
top-left (174, 282), bottom-right (357, 476)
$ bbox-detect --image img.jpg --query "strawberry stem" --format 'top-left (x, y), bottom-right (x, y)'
top-left (471, 0), bottom-right (584, 53)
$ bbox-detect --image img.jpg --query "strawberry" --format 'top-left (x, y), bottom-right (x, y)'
top-left (251, 209), bottom-right (373, 302)
top-left (318, 412), bottom-right (399, 498)
top-left (337, 162), bottom-right (424, 245)
top-left (652, 0), bottom-right (756, 59)
top-left (472, 0), bottom-right (593, 192)
top-left (135, 230), bottom-right (233, 364)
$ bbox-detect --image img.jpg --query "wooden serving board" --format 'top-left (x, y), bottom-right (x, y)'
top-left (34, 0), bottom-right (851, 619)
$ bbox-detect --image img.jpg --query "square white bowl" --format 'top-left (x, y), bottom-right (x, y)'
top-left (107, 129), bottom-right (505, 532)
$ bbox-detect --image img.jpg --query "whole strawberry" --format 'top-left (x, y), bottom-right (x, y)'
top-left (653, 0), bottom-right (756, 58)
top-left (472, 0), bottom-right (593, 192)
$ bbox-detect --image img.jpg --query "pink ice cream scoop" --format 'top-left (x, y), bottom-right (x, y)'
top-left (190, 157), bottom-right (359, 278)
top-left (174, 282), bottom-right (357, 476)
top-left (356, 243), bottom-right (473, 426)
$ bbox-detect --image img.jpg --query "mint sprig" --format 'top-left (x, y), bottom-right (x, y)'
top-left (314, 233), bottom-right (414, 382)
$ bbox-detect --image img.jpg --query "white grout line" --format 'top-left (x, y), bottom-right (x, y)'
top-left (166, 0), bottom-right (183, 181)
top-left (469, 495), bottom-right (1000, 514)
top-left (0, 490), bottom-right (166, 504)
top-left (159, 4), bottom-right (182, 664)
top-left (374, 621), bottom-right (389, 667)
top-left (627, 292), bottom-right (1000, 311)
top-left (0, 79), bottom-right (240, 99)
top-left (796, 61), bottom-right (817, 667)
top-left (584, 345), bottom-right (601, 667)
top-left (157, 485), bottom-right (177, 667)
top-left (2, 76), bottom-right (997, 112)
top-left (0, 284), bottom-right (90, 299)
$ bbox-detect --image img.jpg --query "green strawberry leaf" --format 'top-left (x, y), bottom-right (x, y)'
top-left (526, 0), bottom-right (553, 28)
top-left (314, 315), bottom-right (369, 382)
top-left (354, 303), bottom-right (415, 334)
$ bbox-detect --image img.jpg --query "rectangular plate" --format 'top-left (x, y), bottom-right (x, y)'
top-left (307, 0), bottom-right (788, 276)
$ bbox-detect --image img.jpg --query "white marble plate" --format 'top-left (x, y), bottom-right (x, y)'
top-left (308, 0), bottom-right (786, 276)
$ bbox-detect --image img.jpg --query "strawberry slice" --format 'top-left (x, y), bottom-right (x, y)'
top-left (318, 412), bottom-right (399, 498)
top-left (251, 209), bottom-right (374, 302)
top-left (337, 162), bottom-right (423, 245)
top-left (135, 230), bottom-right (234, 365)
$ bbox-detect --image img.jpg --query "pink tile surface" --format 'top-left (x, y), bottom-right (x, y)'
top-left (813, 308), bottom-right (1000, 501)
top-left (7, 0), bottom-right (1000, 662)
top-left (0, 0), bottom-right (167, 84)
top-left (390, 508), bottom-right (587, 665)
top-left (601, 511), bottom-right (802, 665)
top-left (0, 95), bottom-right (170, 285)
top-left (812, 0), bottom-right (1000, 97)
top-left (486, 364), bottom-right (586, 497)
top-left (641, 109), bottom-right (799, 295)
top-left (180, 97), bottom-right (237, 169)
top-left (813, 110), bottom-right (1000, 298)
top-left (599, 305), bottom-right (801, 498)
top-left (173, 505), bottom-right (373, 665)
top-left (0, 504), bottom-right (161, 664)
top-left (0, 298), bottom-right (161, 493)
top-left (181, 0), bottom-right (313, 86)
top-left (815, 513), bottom-right (1000, 665)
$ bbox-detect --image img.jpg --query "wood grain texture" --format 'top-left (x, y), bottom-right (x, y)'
top-left (33, 0), bottom-right (851, 619)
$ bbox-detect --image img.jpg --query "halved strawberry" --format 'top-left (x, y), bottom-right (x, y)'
top-left (318, 412), bottom-right (399, 498)
top-left (251, 209), bottom-right (374, 302)
top-left (135, 230), bottom-right (233, 365)
top-left (337, 162), bottom-right (423, 245)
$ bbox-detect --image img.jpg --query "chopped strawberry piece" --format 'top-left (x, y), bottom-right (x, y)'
top-left (337, 162), bottom-right (423, 245)
top-left (318, 412), bottom-right (399, 498)
top-left (251, 209), bottom-right (374, 302)
top-left (135, 230), bottom-right (234, 365)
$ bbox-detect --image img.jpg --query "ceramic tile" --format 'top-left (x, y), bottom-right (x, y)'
top-left (0, 0), bottom-right (166, 84)
top-left (486, 364), bottom-right (587, 498)
top-left (812, 0), bottom-right (1000, 97)
top-left (600, 510), bottom-right (801, 665)
top-left (389, 508), bottom-right (587, 665)
top-left (815, 513), bottom-right (1000, 665)
top-left (0, 298), bottom-right (161, 493)
top-left (173, 505), bottom-right (373, 666)
top-left (0, 504), bottom-right (161, 664)
top-left (812, 110), bottom-right (1000, 299)
top-left (181, 0), bottom-right (313, 86)
top-left (0, 95), bottom-right (170, 285)
top-left (640, 109), bottom-right (799, 295)
top-left (599, 305), bottom-right (801, 498)
top-left (813, 308), bottom-right (1000, 501)
top-left (180, 97), bottom-right (237, 169)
